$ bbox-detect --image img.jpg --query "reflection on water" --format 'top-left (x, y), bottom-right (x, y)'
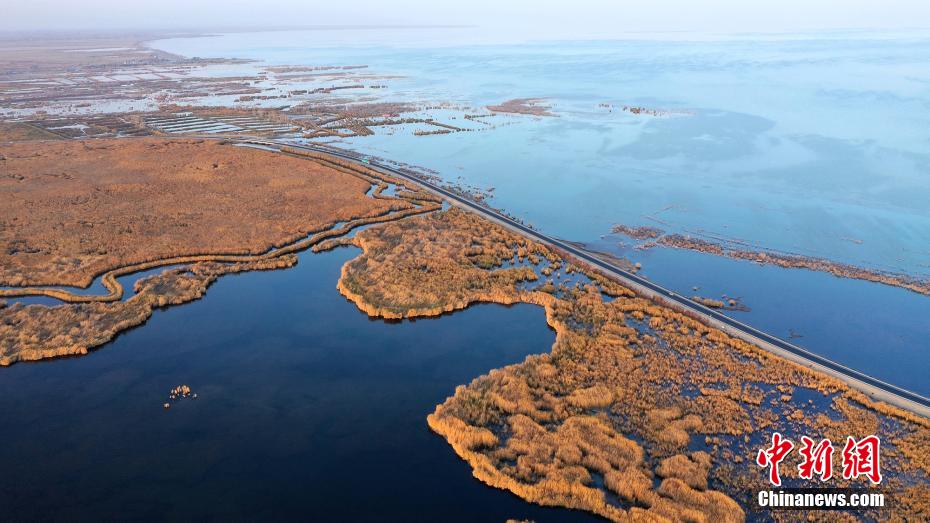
top-left (605, 242), bottom-right (930, 396)
top-left (0, 247), bottom-right (596, 522)
top-left (149, 29), bottom-right (930, 393)
top-left (152, 29), bottom-right (930, 274)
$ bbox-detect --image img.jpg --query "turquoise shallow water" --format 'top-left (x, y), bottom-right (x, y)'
top-left (150, 29), bottom-right (930, 394)
top-left (152, 29), bottom-right (930, 273)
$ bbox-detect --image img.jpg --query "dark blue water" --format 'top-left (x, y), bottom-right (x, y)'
top-left (3, 263), bottom-right (193, 307)
top-left (610, 243), bottom-right (930, 396)
top-left (0, 247), bottom-right (598, 522)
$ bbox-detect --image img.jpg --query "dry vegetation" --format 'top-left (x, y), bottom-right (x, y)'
top-left (4, 32), bottom-right (926, 522)
top-left (0, 140), bottom-right (441, 363)
top-left (334, 208), bottom-right (930, 522)
top-left (486, 98), bottom-right (555, 117)
top-left (0, 138), bottom-right (406, 288)
top-left (0, 121), bottom-right (65, 142)
top-left (1, 257), bottom-right (294, 365)
top-left (329, 208), bottom-right (555, 319)
top-left (611, 224), bottom-right (663, 240)
top-left (656, 234), bottom-right (930, 296)
top-left (0, 33), bottom-right (182, 79)
top-left (691, 296), bottom-right (725, 309)
top-left (0, 34), bottom-right (257, 116)
top-left (612, 224), bottom-right (930, 296)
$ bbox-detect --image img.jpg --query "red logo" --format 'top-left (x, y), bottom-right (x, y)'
top-left (842, 435), bottom-right (882, 484)
top-left (757, 433), bottom-right (882, 486)
top-left (756, 432), bottom-right (794, 486)
top-left (797, 436), bottom-right (834, 481)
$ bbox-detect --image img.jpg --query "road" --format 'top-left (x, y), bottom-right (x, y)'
top-left (247, 138), bottom-right (930, 419)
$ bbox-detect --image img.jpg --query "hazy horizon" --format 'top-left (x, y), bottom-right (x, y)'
top-left (4, 0), bottom-right (930, 40)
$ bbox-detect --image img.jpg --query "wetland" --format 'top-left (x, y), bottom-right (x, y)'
top-left (3, 27), bottom-right (930, 522)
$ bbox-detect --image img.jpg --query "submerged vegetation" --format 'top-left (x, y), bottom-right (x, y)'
top-left (335, 208), bottom-right (930, 522)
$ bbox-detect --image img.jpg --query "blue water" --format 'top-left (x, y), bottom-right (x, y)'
top-left (2, 263), bottom-right (193, 307)
top-left (0, 247), bottom-right (596, 522)
top-left (152, 29), bottom-right (930, 272)
top-left (4, 29), bottom-right (927, 521)
top-left (149, 29), bottom-right (930, 394)
top-left (610, 243), bottom-right (930, 395)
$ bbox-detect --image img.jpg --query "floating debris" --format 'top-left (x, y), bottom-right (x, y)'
top-left (164, 384), bottom-right (196, 409)
top-left (171, 384), bottom-right (192, 398)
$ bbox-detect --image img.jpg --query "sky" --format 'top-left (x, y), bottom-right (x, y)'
top-left (3, 0), bottom-right (930, 37)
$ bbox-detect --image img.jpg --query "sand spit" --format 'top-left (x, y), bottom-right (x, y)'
top-left (658, 234), bottom-right (930, 295)
top-left (657, 234), bottom-right (930, 295)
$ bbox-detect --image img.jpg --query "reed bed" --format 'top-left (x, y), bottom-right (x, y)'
top-left (1, 141), bottom-right (442, 363)
top-left (335, 207), bottom-right (930, 522)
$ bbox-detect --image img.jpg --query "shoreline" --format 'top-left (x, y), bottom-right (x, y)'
top-left (0, 138), bottom-right (440, 365)
top-left (266, 139), bottom-right (930, 420)
top-left (319, 190), bottom-right (929, 521)
top-left (5, 133), bottom-right (927, 417)
top-left (612, 225), bottom-right (930, 296)
top-left (3, 30), bottom-right (930, 523)
top-left (3, 134), bottom-right (928, 521)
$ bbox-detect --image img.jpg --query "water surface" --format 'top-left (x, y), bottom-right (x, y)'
top-left (0, 247), bottom-right (595, 522)
top-left (150, 29), bottom-right (930, 393)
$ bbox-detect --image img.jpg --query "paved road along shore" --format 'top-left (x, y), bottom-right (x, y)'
top-left (247, 138), bottom-right (930, 420)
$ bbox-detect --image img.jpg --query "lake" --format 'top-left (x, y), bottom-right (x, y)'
top-left (0, 246), bottom-right (596, 522)
top-left (149, 29), bottom-right (930, 394)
